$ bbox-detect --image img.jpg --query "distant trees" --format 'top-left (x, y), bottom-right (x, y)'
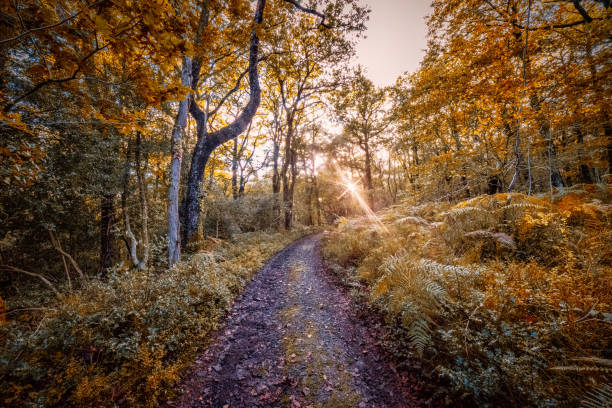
top-left (333, 68), bottom-right (390, 209)
top-left (391, 0), bottom-right (611, 201)
top-left (2, 0), bottom-right (607, 287)
top-left (0, 0), bottom-right (368, 277)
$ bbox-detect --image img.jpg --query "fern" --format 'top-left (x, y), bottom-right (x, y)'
top-left (393, 216), bottom-right (431, 227)
top-left (552, 366), bottom-right (612, 374)
top-left (497, 203), bottom-right (546, 212)
top-left (408, 317), bottom-right (432, 357)
top-left (442, 206), bottom-right (492, 218)
top-left (424, 279), bottom-right (447, 304)
top-left (552, 357), bottom-right (612, 374)
top-left (418, 259), bottom-right (484, 277)
top-left (581, 384), bottom-right (612, 408)
top-left (375, 252), bottom-right (449, 356)
top-left (400, 302), bottom-right (433, 357)
top-left (574, 358), bottom-right (612, 367)
top-left (464, 230), bottom-right (516, 249)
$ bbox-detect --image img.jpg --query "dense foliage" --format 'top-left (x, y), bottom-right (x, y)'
top-left (0, 229), bottom-right (310, 406)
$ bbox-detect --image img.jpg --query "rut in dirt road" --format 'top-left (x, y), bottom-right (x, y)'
top-left (169, 234), bottom-right (424, 408)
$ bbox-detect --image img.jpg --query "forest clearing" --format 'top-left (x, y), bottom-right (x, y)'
top-left (0, 0), bottom-right (610, 407)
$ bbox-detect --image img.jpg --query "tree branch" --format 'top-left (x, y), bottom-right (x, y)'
top-left (484, 0), bottom-right (600, 31)
top-left (571, 0), bottom-right (593, 22)
top-left (0, 265), bottom-right (60, 296)
top-left (281, 0), bottom-right (331, 28)
top-left (48, 230), bottom-right (84, 279)
top-left (0, 1), bottom-right (105, 45)
top-left (4, 42), bottom-right (110, 112)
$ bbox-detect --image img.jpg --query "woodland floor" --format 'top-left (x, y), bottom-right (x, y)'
top-left (165, 234), bottom-right (435, 408)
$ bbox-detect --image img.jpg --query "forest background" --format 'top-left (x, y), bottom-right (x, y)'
top-left (0, 0), bottom-right (610, 406)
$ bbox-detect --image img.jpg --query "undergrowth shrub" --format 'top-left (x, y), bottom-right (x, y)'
top-left (0, 229), bottom-right (310, 407)
top-left (322, 186), bottom-right (612, 407)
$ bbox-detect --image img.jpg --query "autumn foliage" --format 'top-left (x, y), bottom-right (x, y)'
top-left (323, 186), bottom-right (612, 406)
top-left (0, 0), bottom-right (610, 406)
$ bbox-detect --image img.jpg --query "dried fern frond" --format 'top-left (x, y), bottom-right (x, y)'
top-left (581, 384), bottom-right (612, 408)
top-left (442, 206), bottom-right (492, 218)
top-left (393, 216), bottom-right (431, 227)
top-left (408, 317), bottom-right (431, 357)
top-left (464, 230), bottom-right (516, 249)
top-left (418, 259), bottom-right (484, 277)
top-left (552, 357), bottom-right (612, 374)
top-left (573, 358), bottom-right (612, 368)
top-left (551, 366), bottom-right (612, 374)
top-left (497, 203), bottom-right (547, 212)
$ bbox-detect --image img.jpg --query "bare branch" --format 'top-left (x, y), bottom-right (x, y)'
top-left (0, 265), bottom-right (60, 296)
top-left (484, 0), bottom-right (600, 31)
top-left (48, 230), bottom-right (84, 279)
top-left (571, 0), bottom-right (593, 22)
top-left (281, 0), bottom-right (331, 28)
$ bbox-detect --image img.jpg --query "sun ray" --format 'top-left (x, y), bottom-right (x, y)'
top-left (334, 170), bottom-right (389, 234)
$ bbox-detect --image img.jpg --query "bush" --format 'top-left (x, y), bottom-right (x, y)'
top-left (0, 230), bottom-right (309, 407)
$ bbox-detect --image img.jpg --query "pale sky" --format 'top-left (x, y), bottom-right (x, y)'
top-left (355, 0), bottom-right (431, 87)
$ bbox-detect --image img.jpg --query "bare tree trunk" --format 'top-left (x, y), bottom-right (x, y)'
top-left (281, 115), bottom-right (296, 230)
top-left (508, 0), bottom-right (532, 192)
top-left (183, 130), bottom-right (213, 245)
top-left (606, 123), bottom-right (612, 177)
top-left (168, 56), bottom-right (192, 267)
top-left (272, 137), bottom-right (281, 224)
top-left (135, 132), bottom-right (149, 269)
top-left (121, 138), bottom-right (140, 268)
top-left (364, 139), bottom-right (374, 209)
top-left (100, 193), bottom-right (116, 273)
top-left (239, 171), bottom-right (246, 197)
top-left (314, 175), bottom-right (321, 225)
top-left (284, 148), bottom-right (297, 229)
top-left (306, 176), bottom-right (314, 226)
top-left (232, 138), bottom-right (239, 200)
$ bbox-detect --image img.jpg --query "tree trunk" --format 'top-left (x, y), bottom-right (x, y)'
top-left (313, 175), bottom-right (321, 225)
top-left (306, 178), bottom-right (314, 226)
top-left (232, 138), bottom-right (239, 200)
top-left (606, 123), bottom-right (612, 177)
top-left (272, 138), bottom-right (281, 224)
top-left (364, 139), bottom-right (373, 209)
top-left (284, 148), bottom-right (297, 229)
top-left (183, 129), bottom-right (213, 246)
top-left (281, 113), bottom-right (296, 230)
top-left (121, 138), bottom-right (140, 268)
top-left (575, 128), bottom-right (594, 183)
top-left (100, 193), bottom-right (116, 272)
top-left (487, 175), bottom-right (502, 195)
top-left (135, 132), bottom-right (149, 269)
top-left (181, 0), bottom-right (265, 245)
top-left (168, 56), bottom-right (192, 267)
top-left (239, 171), bottom-right (246, 197)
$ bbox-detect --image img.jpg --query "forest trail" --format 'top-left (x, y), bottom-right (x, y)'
top-left (168, 234), bottom-right (423, 408)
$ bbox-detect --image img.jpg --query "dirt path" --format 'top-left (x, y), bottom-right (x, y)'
top-left (168, 234), bottom-right (426, 408)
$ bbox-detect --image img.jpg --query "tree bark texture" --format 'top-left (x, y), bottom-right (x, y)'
top-left (168, 56), bottom-right (192, 267)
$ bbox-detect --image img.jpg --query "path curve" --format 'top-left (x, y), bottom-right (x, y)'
top-left (168, 234), bottom-right (423, 408)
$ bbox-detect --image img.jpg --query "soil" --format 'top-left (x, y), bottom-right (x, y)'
top-left (165, 234), bottom-right (436, 408)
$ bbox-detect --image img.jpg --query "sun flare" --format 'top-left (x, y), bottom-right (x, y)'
top-left (337, 175), bottom-right (388, 234)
